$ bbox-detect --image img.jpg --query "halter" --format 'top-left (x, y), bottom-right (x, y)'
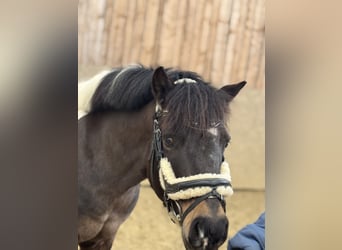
top-left (149, 96), bottom-right (233, 225)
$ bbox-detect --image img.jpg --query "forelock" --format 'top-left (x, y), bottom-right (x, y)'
top-left (162, 80), bottom-right (229, 133)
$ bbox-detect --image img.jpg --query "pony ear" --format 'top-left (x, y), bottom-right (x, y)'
top-left (152, 66), bottom-right (174, 104)
top-left (219, 81), bottom-right (247, 99)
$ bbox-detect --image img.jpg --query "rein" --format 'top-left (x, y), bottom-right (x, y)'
top-left (149, 104), bottom-right (233, 225)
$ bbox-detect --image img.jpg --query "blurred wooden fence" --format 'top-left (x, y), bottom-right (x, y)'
top-left (78, 0), bottom-right (265, 88)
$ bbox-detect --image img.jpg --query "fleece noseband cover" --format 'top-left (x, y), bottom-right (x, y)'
top-left (159, 158), bottom-right (234, 200)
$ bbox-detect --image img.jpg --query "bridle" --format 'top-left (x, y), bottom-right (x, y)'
top-left (149, 104), bottom-right (233, 225)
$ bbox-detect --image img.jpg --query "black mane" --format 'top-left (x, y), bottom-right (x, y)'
top-left (90, 65), bottom-right (154, 113)
top-left (90, 65), bottom-right (230, 131)
top-left (91, 65), bottom-right (203, 113)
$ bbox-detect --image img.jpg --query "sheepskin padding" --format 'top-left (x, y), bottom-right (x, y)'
top-left (174, 78), bottom-right (197, 84)
top-left (159, 158), bottom-right (234, 200)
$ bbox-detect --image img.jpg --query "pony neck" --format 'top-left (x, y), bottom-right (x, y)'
top-left (79, 102), bottom-right (157, 195)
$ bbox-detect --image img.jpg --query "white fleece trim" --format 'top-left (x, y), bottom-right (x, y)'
top-left (159, 158), bottom-right (233, 200)
top-left (174, 78), bottom-right (197, 84)
top-left (155, 103), bottom-right (162, 112)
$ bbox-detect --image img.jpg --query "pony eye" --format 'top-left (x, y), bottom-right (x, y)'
top-left (164, 137), bottom-right (174, 148)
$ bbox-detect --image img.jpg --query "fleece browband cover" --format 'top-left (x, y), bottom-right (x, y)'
top-left (159, 158), bottom-right (234, 200)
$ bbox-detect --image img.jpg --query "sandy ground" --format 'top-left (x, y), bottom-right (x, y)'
top-left (112, 182), bottom-right (264, 250)
top-left (79, 65), bottom-right (265, 249)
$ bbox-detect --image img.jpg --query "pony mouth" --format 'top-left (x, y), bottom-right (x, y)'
top-left (182, 225), bottom-right (223, 250)
top-left (183, 238), bottom-right (219, 250)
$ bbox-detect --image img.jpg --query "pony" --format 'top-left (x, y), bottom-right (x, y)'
top-left (78, 65), bottom-right (246, 250)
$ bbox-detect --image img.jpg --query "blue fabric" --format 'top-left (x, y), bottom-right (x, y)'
top-left (228, 212), bottom-right (265, 250)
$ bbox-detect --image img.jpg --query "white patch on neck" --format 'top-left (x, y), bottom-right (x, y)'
top-left (208, 128), bottom-right (218, 136)
top-left (174, 78), bottom-right (197, 84)
top-left (78, 70), bottom-right (111, 120)
top-left (78, 65), bottom-right (142, 120)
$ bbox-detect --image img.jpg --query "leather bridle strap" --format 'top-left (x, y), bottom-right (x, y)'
top-left (164, 178), bottom-right (231, 194)
top-left (149, 112), bottom-right (163, 192)
top-left (180, 189), bottom-right (226, 224)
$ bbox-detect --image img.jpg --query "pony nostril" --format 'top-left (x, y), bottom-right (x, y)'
top-left (197, 223), bottom-right (204, 238)
top-left (188, 219), bottom-right (205, 248)
top-left (196, 223), bottom-right (209, 248)
top-left (209, 217), bottom-right (228, 246)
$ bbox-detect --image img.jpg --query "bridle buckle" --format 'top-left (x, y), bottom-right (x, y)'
top-left (164, 194), bottom-right (182, 224)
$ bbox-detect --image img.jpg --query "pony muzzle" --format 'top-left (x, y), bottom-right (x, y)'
top-left (159, 158), bottom-right (233, 224)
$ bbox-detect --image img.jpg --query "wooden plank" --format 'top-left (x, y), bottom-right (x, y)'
top-left (231, 0), bottom-right (248, 82)
top-left (151, 0), bottom-right (165, 65)
top-left (129, 0), bottom-right (147, 64)
top-left (235, 0), bottom-right (256, 85)
top-left (81, 0), bottom-right (92, 64)
top-left (254, 0), bottom-right (265, 30)
top-left (121, 0), bottom-right (137, 65)
top-left (211, 0), bottom-right (233, 85)
top-left (107, 0), bottom-right (129, 66)
top-left (245, 0), bottom-right (265, 88)
top-left (78, 0), bottom-right (85, 63)
top-left (195, 0), bottom-right (212, 77)
top-left (179, 0), bottom-right (197, 69)
top-left (223, 0), bottom-right (240, 83)
top-left (102, 0), bottom-right (113, 65)
top-left (171, 0), bottom-right (188, 66)
top-left (87, 0), bottom-right (98, 64)
top-left (256, 0), bottom-right (265, 89)
top-left (189, 0), bottom-right (206, 71)
top-left (204, 0), bottom-right (221, 83)
top-left (140, 0), bottom-right (161, 66)
top-left (93, 0), bottom-right (107, 64)
top-left (158, 0), bottom-right (178, 67)
top-left (106, 0), bottom-right (115, 65)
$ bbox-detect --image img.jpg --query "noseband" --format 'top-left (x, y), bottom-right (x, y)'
top-left (149, 104), bottom-right (233, 225)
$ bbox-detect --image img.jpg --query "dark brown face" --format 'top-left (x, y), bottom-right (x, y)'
top-left (157, 103), bottom-right (231, 249)
top-left (159, 121), bottom-right (230, 250)
top-left (160, 124), bottom-right (230, 175)
top-left (159, 113), bottom-right (230, 250)
top-left (150, 66), bottom-right (246, 250)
